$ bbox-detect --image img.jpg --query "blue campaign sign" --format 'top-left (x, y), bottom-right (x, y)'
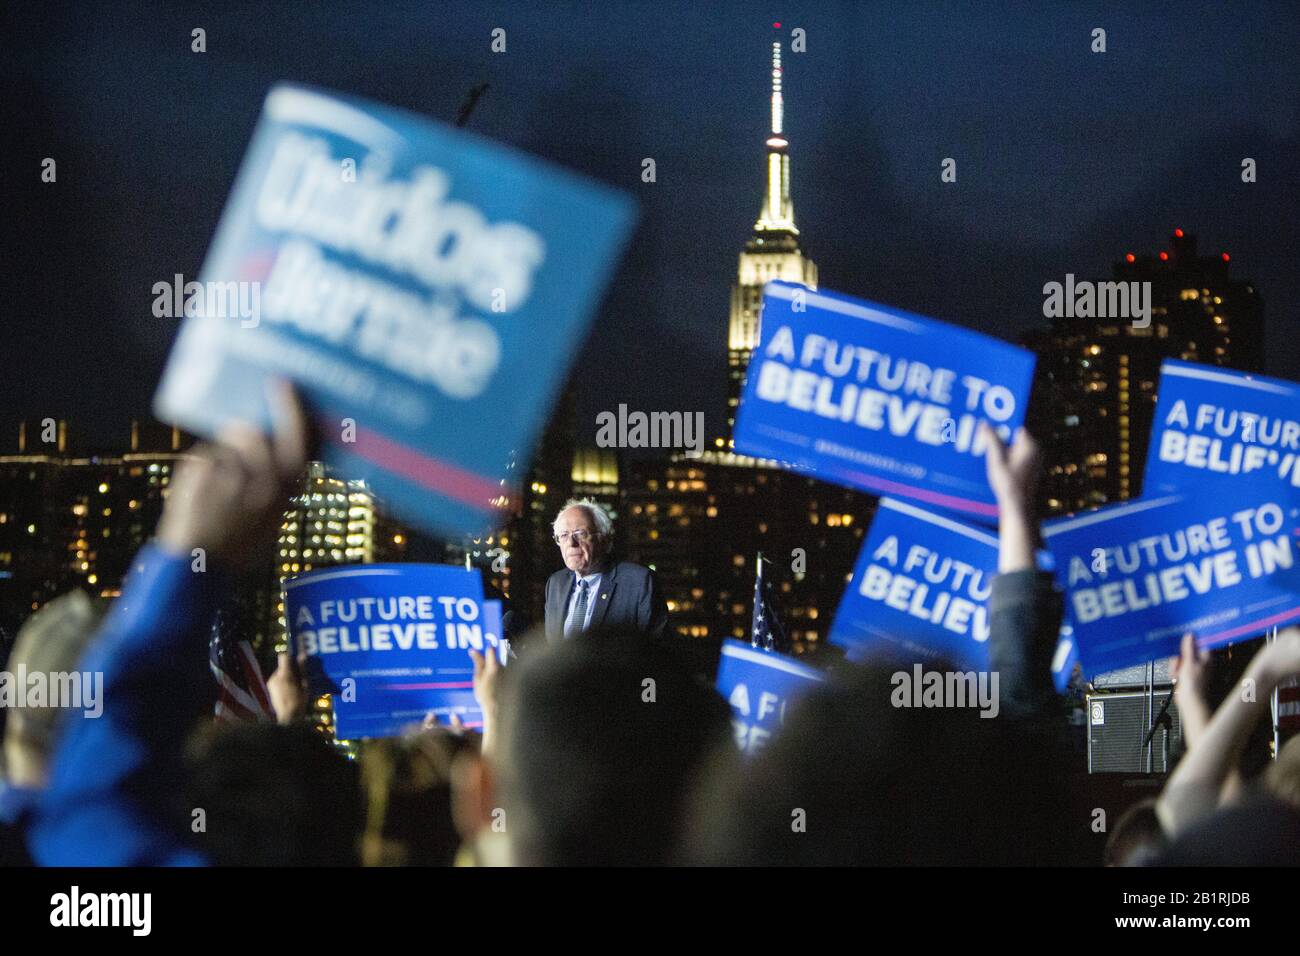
top-left (333, 598), bottom-right (507, 739)
top-left (828, 497), bottom-right (999, 670)
top-left (284, 563), bottom-right (504, 739)
top-left (154, 84), bottom-right (636, 537)
top-left (1143, 360), bottom-right (1300, 498)
top-left (482, 598), bottom-right (504, 659)
top-left (732, 281), bottom-right (1037, 520)
top-left (1043, 491), bottom-right (1300, 676)
top-left (714, 639), bottom-right (825, 756)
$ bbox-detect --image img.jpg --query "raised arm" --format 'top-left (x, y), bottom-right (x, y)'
top-left (468, 647), bottom-right (502, 757)
top-left (30, 383), bottom-right (308, 865)
top-left (1157, 628), bottom-right (1300, 838)
top-left (1169, 633), bottom-right (1242, 805)
top-left (983, 423), bottom-right (1041, 575)
top-left (981, 425), bottom-right (1062, 720)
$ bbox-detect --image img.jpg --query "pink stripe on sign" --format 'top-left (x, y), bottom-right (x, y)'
top-left (383, 681), bottom-right (475, 690)
top-left (1205, 606), bottom-right (1300, 644)
top-left (847, 470), bottom-right (997, 518)
top-left (351, 426), bottom-right (501, 509)
top-left (239, 250), bottom-right (278, 282)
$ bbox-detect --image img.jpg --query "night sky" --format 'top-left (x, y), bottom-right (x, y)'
top-left (4, 1), bottom-right (1299, 451)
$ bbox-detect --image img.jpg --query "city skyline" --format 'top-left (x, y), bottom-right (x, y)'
top-left (5, 1), bottom-right (1300, 889)
top-left (5, 2), bottom-right (1299, 453)
top-left (1, 12), bottom-right (1295, 665)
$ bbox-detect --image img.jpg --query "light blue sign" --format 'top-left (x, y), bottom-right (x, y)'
top-left (715, 639), bottom-right (825, 755)
top-left (733, 282), bottom-right (1037, 520)
top-left (829, 497), bottom-right (999, 670)
top-left (284, 563), bottom-right (504, 739)
top-left (1043, 491), bottom-right (1300, 675)
top-left (154, 84), bottom-right (636, 537)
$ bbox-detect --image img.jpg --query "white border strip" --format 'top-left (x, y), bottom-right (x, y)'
top-left (765, 283), bottom-right (923, 333)
top-left (880, 497), bottom-right (1000, 548)
top-left (1163, 363), bottom-right (1294, 396)
top-left (265, 87), bottom-right (404, 153)
top-left (722, 642), bottom-right (825, 681)
top-left (1042, 495), bottom-right (1183, 537)
top-left (283, 567), bottom-right (407, 590)
top-left (1051, 638), bottom-right (1075, 674)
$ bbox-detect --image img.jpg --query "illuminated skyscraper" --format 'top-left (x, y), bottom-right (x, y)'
top-left (273, 463), bottom-right (408, 630)
top-left (725, 40), bottom-right (819, 439)
top-left (1024, 229), bottom-right (1264, 514)
top-left (273, 461), bottom-right (408, 742)
top-left (622, 450), bottom-right (867, 670)
top-left (0, 421), bottom-right (193, 637)
top-left (617, 37), bottom-right (871, 675)
top-left (571, 445), bottom-right (620, 520)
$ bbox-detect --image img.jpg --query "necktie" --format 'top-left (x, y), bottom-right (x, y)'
top-left (566, 580), bottom-right (590, 639)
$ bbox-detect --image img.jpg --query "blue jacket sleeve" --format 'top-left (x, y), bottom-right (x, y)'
top-left (29, 544), bottom-right (229, 866)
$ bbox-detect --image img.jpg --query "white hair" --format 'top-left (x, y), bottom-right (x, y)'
top-left (554, 497), bottom-right (613, 537)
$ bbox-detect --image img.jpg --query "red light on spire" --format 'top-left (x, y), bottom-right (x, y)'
top-left (1125, 253), bottom-right (1135, 263)
top-left (1159, 251), bottom-right (1169, 261)
top-left (1222, 252), bottom-right (1230, 262)
top-left (1174, 228), bottom-right (1184, 238)
top-left (773, 21), bottom-right (781, 28)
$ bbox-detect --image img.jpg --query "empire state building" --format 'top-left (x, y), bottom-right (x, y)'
top-left (725, 40), bottom-right (819, 439)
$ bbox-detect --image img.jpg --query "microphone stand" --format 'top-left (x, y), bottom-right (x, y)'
top-left (1144, 685), bottom-right (1176, 771)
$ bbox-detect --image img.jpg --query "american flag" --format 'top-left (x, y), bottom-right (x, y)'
top-left (751, 554), bottom-right (791, 654)
top-left (1279, 675), bottom-right (1300, 737)
top-left (209, 608), bottom-right (274, 722)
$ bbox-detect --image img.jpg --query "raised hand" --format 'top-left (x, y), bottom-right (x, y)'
top-left (982, 424), bottom-right (1042, 514)
top-left (469, 647), bottom-right (502, 755)
top-left (981, 424), bottom-right (1042, 573)
top-left (1251, 626), bottom-right (1300, 688)
top-left (267, 651), bottom-right (308, 725)
top-left (1171, 633), bottom-right (1210, 747)
top-left (156, 380), bottom-right (309, 570)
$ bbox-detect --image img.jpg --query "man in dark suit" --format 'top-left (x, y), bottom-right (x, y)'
top-left (544, 498), bottom-right (669, 644)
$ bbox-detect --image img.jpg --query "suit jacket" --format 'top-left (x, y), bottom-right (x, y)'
top-left (544, 560), bottom-right (670, 644)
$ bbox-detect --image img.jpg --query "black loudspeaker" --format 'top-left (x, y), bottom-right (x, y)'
top-left (1087, 689), bottom-right (1183, 773)
top-left (1091, 659), bottom-right (1175, 689)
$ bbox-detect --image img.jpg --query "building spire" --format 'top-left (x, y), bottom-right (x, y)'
top-left (755, 40), bottom-right (796, 234)
top-left (727, 34), bottom-right (818, 436)
top-left (770, 41), bottom-right (784, 137)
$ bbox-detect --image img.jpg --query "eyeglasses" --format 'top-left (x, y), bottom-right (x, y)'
top-left (553, 530), bottom-right (596, 546)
